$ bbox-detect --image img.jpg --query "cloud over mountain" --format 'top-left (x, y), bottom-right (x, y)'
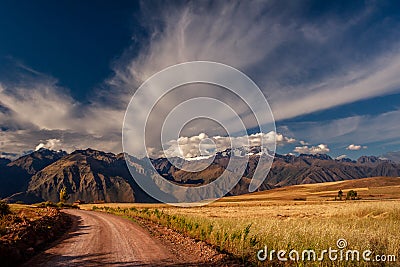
top-left (159, 131), bottom-right (295, 159)
top-left (294, 144), bottom-right (330, 155)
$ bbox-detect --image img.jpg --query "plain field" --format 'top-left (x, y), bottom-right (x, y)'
top-left (83, 176), bottom-right (400, 265)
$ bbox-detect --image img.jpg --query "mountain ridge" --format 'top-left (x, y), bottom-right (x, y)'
top-left (1, 148), bottom-right (399, 203)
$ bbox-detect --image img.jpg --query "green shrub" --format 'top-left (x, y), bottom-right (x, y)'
top-left (346, 190), bottom-right (358, 200)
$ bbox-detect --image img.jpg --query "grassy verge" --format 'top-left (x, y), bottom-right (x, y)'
top-left (92, 200), bottom-right (400, 266)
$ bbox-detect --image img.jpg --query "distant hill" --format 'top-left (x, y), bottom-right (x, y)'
top-left (152, 152), bottom-right (400, 193)
top-left (264, 153), bottom-right (400, 188)
top-left (382, 151), bottom-right (400, 163)
top-left (221, 176), bottom-right (400, 202)
top-left (2, 148), bottom-right (400, 203)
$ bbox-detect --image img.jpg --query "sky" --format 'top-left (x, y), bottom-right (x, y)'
top-left (0, 0), bottom-right (400, 160)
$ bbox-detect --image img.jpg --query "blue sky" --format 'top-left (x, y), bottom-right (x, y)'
top-left (0, 0), bottom-right (400, 160)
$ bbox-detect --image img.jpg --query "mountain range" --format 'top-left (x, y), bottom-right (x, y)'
top-left (1, 148), bottom-right (400, 204)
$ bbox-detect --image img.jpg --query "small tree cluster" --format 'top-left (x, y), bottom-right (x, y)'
top-left (59, 187), bottom-right (70, 203)
top-left (337, 190), bottom-right (343, 200)
top-left (346, 190), bottom-right (358, 200)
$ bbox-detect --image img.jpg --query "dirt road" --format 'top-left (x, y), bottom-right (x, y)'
top-left (23, 209), bottom-right (179, 267)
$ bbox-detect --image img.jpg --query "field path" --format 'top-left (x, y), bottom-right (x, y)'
top-left (23, 209), bottom-right (178, 267)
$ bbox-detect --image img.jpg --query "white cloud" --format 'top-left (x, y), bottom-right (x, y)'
top-left (0, 80), bottom-right (124, 134)
top-left (0, 79), bottom-right (125, 157)
top-left (346, 144), bottom-right (368, 151)
top-left (0, 128), bottom-right (122, 157)
top-left (157, 131), bottom-right (294, 159)
top-left (35, 139), bottom-right (62, 151)
top-left (293, 144), bottom-right (330, 154)
top-left (336, 154), bottom-right (347, 160)
top-left (347, 144), bottom-right (361, 150)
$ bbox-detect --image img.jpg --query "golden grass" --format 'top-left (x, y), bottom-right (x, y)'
top-left (1, 204), bottom-right (56, 237)
top-left (83, 177), bottom-right (400, 265)
top-left (90, 200), bottom-right (400, 266)
top-left (8, 204), bottom-right (50, 220)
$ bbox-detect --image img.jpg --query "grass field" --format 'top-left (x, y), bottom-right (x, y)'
top-left (83, 177), bottom-right (400, 266)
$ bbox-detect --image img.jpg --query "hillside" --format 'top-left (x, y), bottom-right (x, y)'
top-left (17, 149), bottom-right (157, 203)
top-left (0, 149), bottom-right (65, 198)
top-left (152, 152), bottom-right (400, 192)
top-left (220, 176), bottom-right (400, 202)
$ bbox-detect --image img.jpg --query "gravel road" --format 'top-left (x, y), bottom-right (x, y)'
top-left (23, 209), bottom-right (178, 266)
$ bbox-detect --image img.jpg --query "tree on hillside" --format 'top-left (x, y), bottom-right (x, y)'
top-left (346, 190), bottom-right (358, 200)
top-left (337, 190), bottom-right (343, 201)
top-left (59, 187), bottom-right (70, 203)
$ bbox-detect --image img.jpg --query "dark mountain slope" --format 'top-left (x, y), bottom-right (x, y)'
top-left (0, 149), bottom-right (66, 198)
top-left (151, 153), bottom-right (400, 193)
top-left (8, 148), bottom-right (67, 174)
top-left (24, 149), bottom-right (157, 203)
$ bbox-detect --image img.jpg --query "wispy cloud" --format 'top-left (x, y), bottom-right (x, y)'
top-left (1, 1), bottom-right (400, 158)
top-left (110, 1), bottom-right (400, 157)
top-left (271, 52), bottom-right (400, 120)
top-left (112, 1), bottom-right (400, 122)
top-left (282, 109), bottom-right (400, 150)
top-left (0, 77), bottom-right (124, 156)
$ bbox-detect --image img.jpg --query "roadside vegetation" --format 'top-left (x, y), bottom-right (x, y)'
top-left (34, 187), bottom-right (79, 209)
top-left (92, 200), bottom-right (400, 266)
top-left (0, 201), bottom-right (71, 266)
top-left (35, 201), bottom-right (79, 209)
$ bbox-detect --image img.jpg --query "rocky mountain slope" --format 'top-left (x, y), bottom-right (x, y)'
top-left (0, 149), bottom-right (65, 198)
top-left (1, 148), bottom-right (399, 203)
top-left (9, 149), bottom-right (156, 203)
top-left (151, 152), bottom-right (400, 194)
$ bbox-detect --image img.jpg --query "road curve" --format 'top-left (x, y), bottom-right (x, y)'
top-left (23, 209), bottom-right (177, 267)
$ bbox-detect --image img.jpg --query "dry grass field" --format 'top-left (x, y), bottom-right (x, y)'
top-left (83, 177), bottom-right (400, 266)
top-left (220, 176), bottom-right (400, 202)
